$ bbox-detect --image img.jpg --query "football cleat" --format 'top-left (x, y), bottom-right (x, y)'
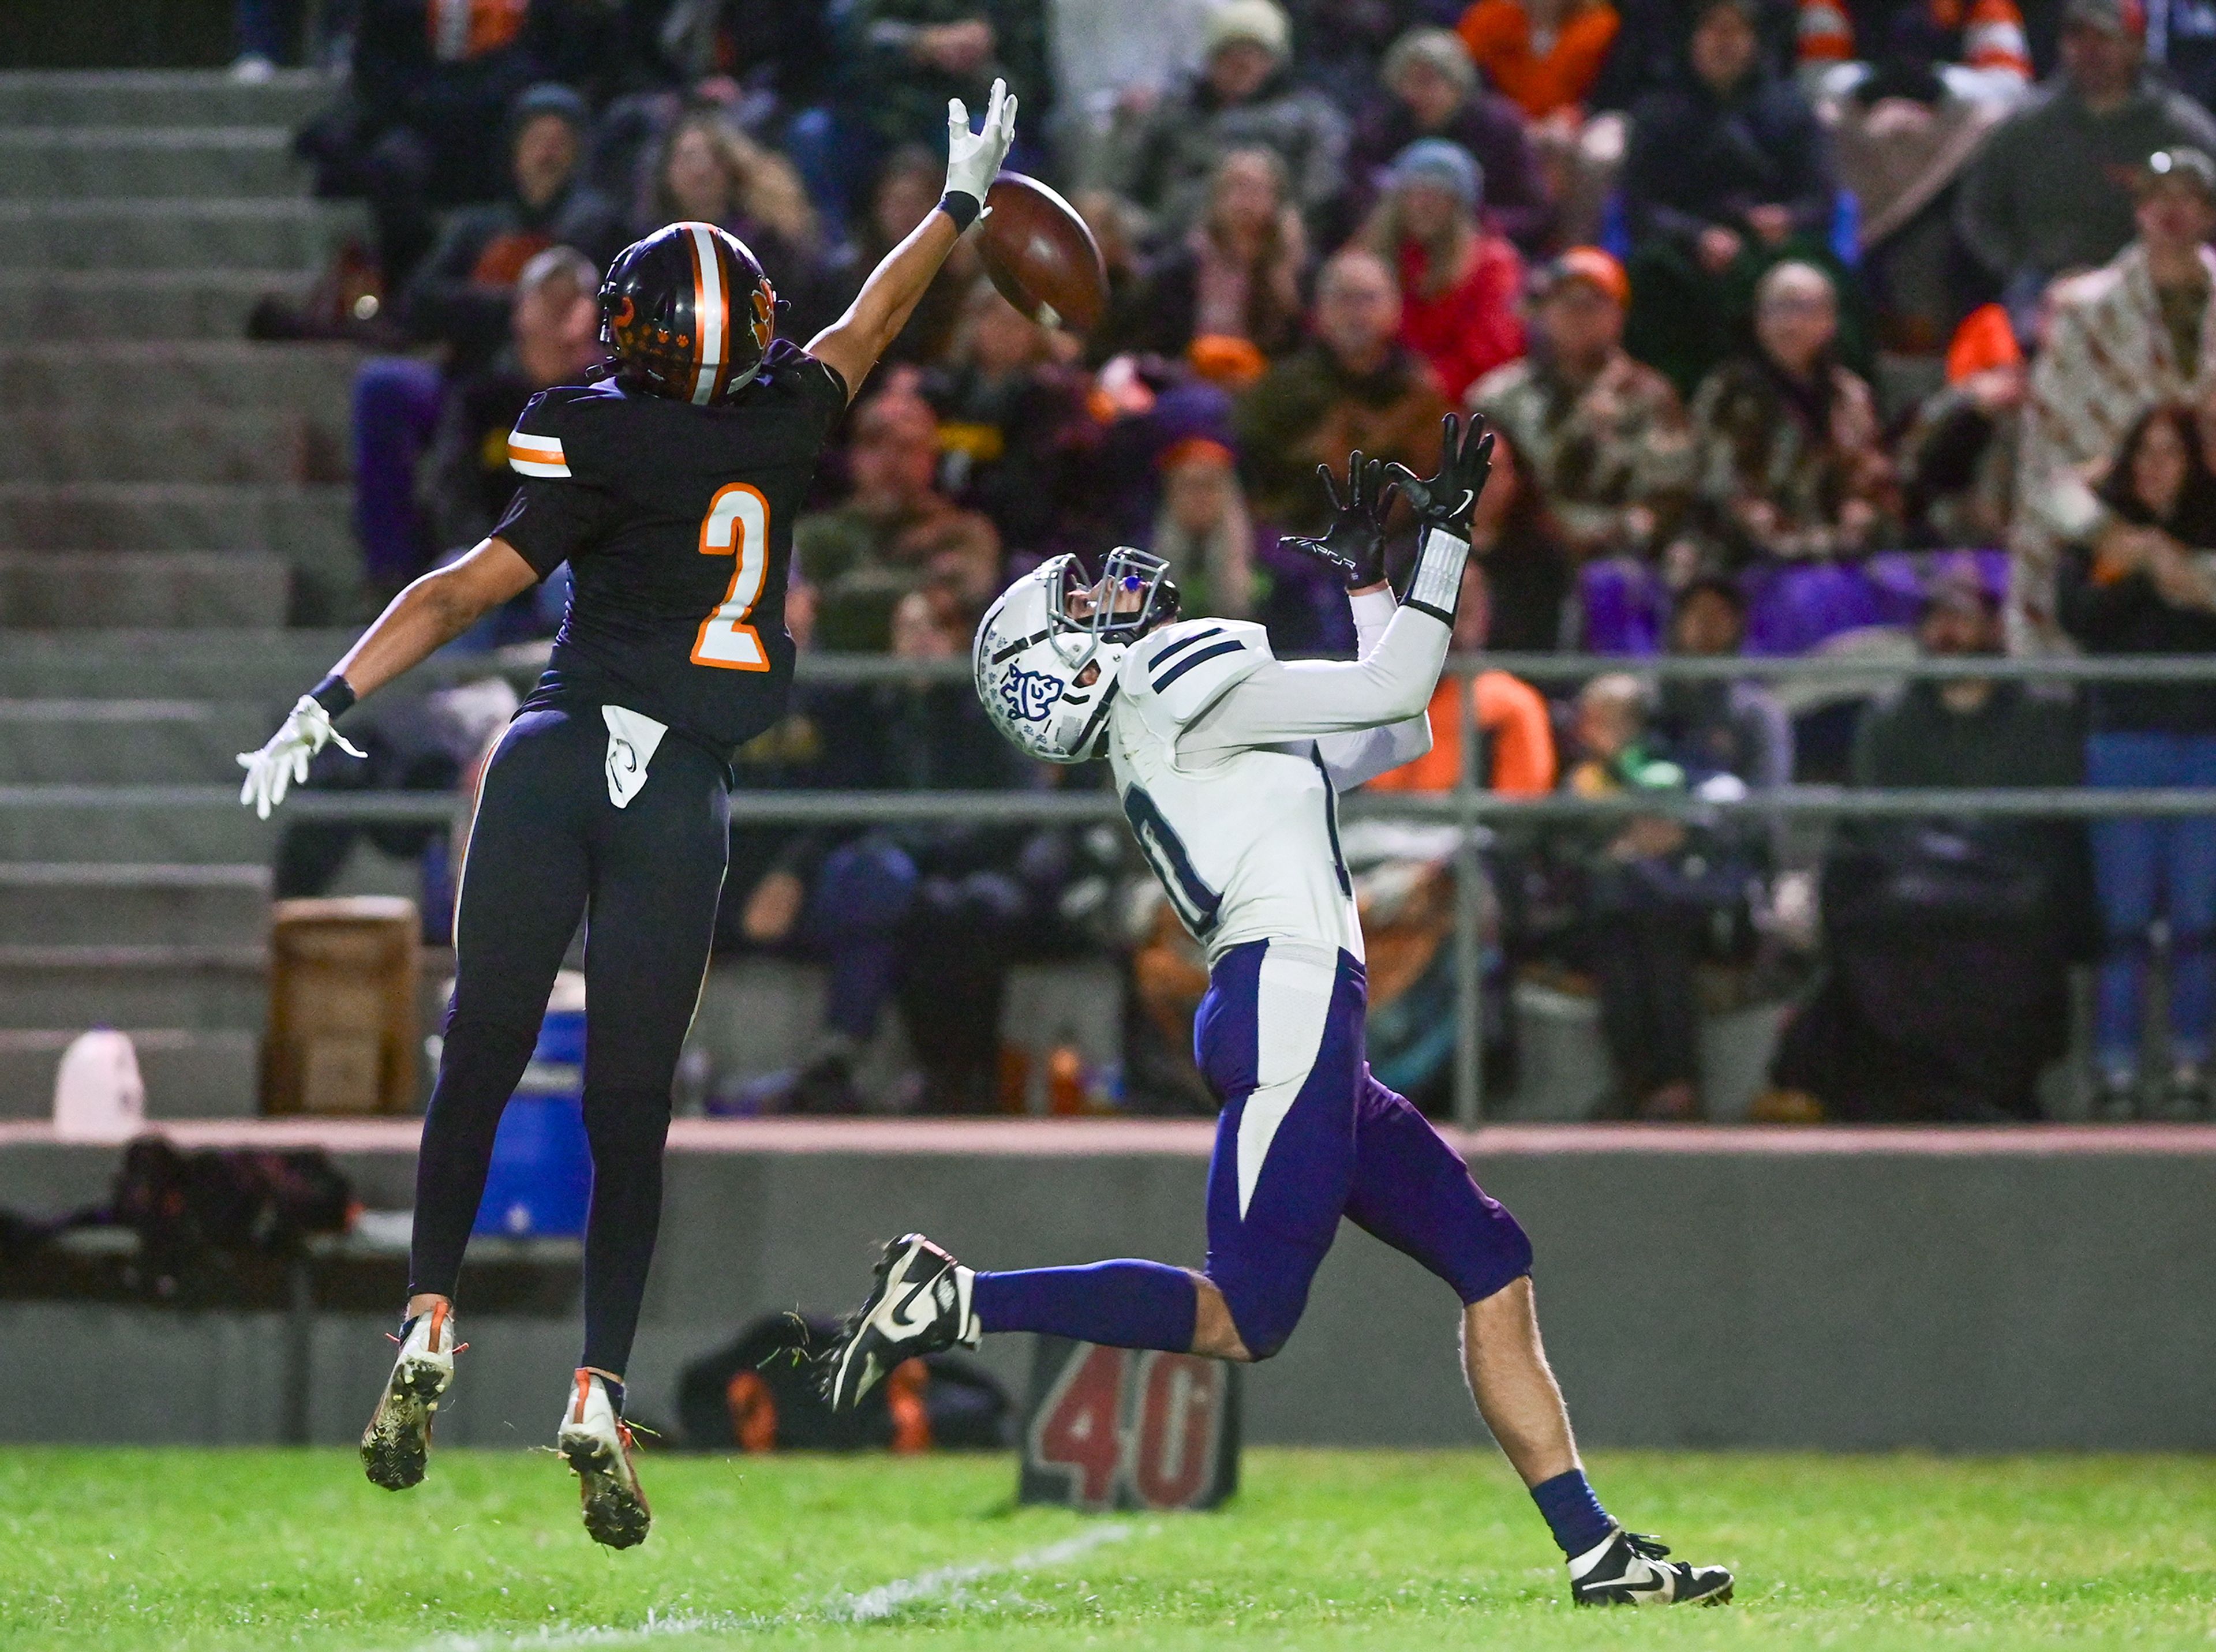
top-left (559, 1370), bottom-right (652, 1549)
top-left (821, 1233), bottom-right (980, 1413)
top-left (1569, 1529), bottom-right (1735, 1606)
top-left (361, 1300), bottom-right (461, 1490)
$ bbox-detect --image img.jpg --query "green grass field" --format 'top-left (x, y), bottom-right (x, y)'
top-left (5, 1448), bottom-right (2213, 1650)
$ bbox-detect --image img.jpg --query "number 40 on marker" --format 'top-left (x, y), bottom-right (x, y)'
top-left (1017, 1337), bottom-right (1241, 1512)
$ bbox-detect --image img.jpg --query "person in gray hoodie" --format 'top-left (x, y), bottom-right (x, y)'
top-left (1955, 0), bottom-right (2216, 316)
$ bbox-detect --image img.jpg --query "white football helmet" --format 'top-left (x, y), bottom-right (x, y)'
top-left (973, 549), bottom-right (1178, 762)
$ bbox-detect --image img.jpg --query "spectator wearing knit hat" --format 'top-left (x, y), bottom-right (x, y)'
top-left (1103, 0), bottom-right (1350, 236)
top-left (1896, 301), bottom-right (2026, 547)
top-left (1360, 138), bottom-right (1528, 402)
top-left (1956, 0), bottom-right (2216, 310)
top-left (1346, 27), bottom-right (1556, 255)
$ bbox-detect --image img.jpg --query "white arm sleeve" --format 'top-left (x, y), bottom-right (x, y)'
top-left (1304, 587), bottom-right (1437, 788)
top-left (1179, 532), bottom-right (1467, 771)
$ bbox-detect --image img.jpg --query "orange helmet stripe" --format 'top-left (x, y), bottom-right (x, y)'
top-left (684, 222), bottom-right (728, 406)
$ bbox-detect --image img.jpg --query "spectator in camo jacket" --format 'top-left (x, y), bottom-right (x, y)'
top-left (1689, 260), bottom-right (1897, 567)
top-left (1467, 246), bottom-right (1695, 568)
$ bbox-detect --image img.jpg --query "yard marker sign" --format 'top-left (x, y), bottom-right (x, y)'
top-left (1018, 1336), bottom-right (1239, 1512)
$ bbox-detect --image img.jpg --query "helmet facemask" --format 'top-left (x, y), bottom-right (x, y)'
top-left (1042, 548), bottom-right (1179, 675)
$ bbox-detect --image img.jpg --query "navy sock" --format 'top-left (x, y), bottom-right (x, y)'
top-left (1531, 1469), bottom-right (1614, 1558)
top-left (972, 1261), bottom-right (1199, 1350)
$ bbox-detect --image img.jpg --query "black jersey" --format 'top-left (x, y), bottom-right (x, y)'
top-left (493, 338), bottom-right (849, 755)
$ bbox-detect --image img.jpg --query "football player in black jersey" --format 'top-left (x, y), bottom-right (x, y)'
top-left (237, 81), bottom-right (1018, 1546)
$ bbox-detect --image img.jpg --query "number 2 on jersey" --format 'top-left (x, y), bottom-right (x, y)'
top-left (692, 482), bottom-right (771, 671)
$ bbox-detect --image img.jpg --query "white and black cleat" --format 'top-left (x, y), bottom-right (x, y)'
top-left (821, 1233), bottom-right (980, 1413)
top-left (559, 1370), bottom-right (652, 1549)
top-left (361, 1300), bottom-right (461, 1490)
top-left (1569, 1529), bottom-right (1734, 1606)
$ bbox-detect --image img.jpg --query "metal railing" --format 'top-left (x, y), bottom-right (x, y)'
top-left (11, 647), bottom-right (2216, 1127)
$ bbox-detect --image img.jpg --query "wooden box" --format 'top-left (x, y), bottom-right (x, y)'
top-left (262, 897), bottom-right (421, 1116)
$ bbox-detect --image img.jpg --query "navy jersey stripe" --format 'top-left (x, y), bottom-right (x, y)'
top-left (1311, 746), bottom-right (1353, 898)
top-left (1146, 626), bottom-right (1225, 670)
top-left (1152, 638), bottom-right (1245, 693)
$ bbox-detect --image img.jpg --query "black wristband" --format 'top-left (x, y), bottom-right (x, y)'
top-left (309, 672), bottom-right (356, 718)
top-left (937, 190), bottom-right (982, 232)
top-left (1403, 598), bottom-right (1457, 628)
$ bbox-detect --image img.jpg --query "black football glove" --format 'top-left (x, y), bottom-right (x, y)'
top-left (1386, 413), bottom-right (1494, 538)
top-left (1282, 451), bottom-right (1397, 590)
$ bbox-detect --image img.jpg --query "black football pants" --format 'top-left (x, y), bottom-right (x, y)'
top-left (409, 703), bottom-right (729, 1378)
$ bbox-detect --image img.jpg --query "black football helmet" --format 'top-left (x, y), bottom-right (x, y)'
top-left (598, 222), bottom-right (776, 406)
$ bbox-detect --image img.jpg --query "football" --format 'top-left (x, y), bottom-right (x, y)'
top-left (978, 171), bottom-right (1109, 334)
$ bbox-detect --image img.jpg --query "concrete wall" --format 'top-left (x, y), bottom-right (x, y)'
top-left (1, 1124), bottom-right (2211, 1451)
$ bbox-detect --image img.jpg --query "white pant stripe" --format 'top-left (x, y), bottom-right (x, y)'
top-left (1234, 945), bottom-right (1335, 1219)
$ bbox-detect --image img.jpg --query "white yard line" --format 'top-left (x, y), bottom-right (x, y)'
top-left (825, 1523), bottom-right (1131, 1624)
top-left (412, 1521), bottom-right (1134, 1651)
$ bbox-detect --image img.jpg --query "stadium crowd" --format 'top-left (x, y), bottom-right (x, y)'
top-left (263, 0), bottom-right (2216, 1124)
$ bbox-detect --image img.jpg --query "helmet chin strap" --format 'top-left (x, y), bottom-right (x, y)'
top-left (1068, 676), bottom-right (1121, 760)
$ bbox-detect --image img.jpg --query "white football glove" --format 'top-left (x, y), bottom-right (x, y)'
top-left (944, 77), bottom-right (1017, 212)
top-left (236, 694), bottom-right (366, 820)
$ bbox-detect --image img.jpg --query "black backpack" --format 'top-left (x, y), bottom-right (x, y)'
top-left (110, 1137), bottom-right (354, 1293)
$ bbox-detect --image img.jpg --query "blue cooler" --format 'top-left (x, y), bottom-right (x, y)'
top-left (472, 994), bottom-right (592, 1238)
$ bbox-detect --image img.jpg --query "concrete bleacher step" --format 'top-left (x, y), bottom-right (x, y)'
top-left (0, 342), bottom-right (360, 414)
top-left (0, 630), bottom-right (355, 697)
top-left (0, 486), bottom-right (355, 623)
top-left (0, 791), bottom-right (275, 865)
top-left (0, 199), bottom-right (355, 273)
top-left (0, 553), bottom-right (290, 629)
top-left (0, 1028), bottom-right (259, 1119)
top-left (0, 703), bottom-right (277, 784)
top-left (0, 70), bottom-right (334, 129)
top-left (0, 271), bottom-right (314, 342)
top-left (0, 409), bottom-right (338, 486)
top-left (0, 946), bottom-right (265, 1030)
top-left (0, 863), bottom-right (268, 947)
top-left (0, 483), bottom-right (350, 554)
top-left (0, 128), bottom-right (302, 200)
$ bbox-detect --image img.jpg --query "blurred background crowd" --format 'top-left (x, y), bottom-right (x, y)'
top-left (234, 0), bottom-right (2216, 1127)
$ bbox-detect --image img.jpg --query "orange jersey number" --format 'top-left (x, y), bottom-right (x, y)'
top-left (692, 483), bottom-right (772, 670)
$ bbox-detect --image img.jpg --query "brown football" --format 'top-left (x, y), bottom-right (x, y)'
top-left (978, 171), bottom-right (1109, 334)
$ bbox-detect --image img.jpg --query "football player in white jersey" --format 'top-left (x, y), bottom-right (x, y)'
top-left (821, 418), bottom-right (1733, 1606)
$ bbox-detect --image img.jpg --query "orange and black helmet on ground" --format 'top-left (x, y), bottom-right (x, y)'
top-left (597, 222), bottom-right (777, 406)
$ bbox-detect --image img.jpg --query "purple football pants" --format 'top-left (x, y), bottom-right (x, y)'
top-left (1195, 940), bottom-right (1532, 1357)
top-left (974, 939), bottom-right (1531, 1359)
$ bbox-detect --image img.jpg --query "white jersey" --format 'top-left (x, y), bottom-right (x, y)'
top-left (1103, 529), bottom-right (1470, 966)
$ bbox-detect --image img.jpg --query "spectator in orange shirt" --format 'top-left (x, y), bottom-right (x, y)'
top-left (1371, 561), bottom-right (1559, 796)
top-left (1457, 0), bottom-right (1621, 122)
top-left (1362, 139), bottom-right (1528, 403)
